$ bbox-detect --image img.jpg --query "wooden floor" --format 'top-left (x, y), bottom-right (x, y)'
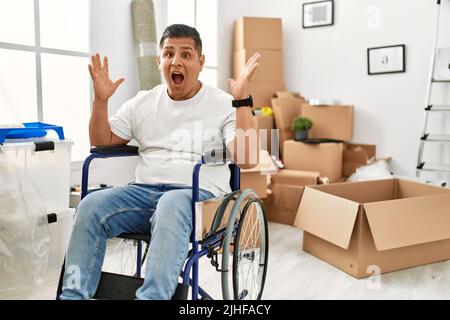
top-left (23, 222), bottom-right (450, 300)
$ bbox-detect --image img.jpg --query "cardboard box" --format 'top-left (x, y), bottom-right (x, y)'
top-left (277, 129), bottom-right (293, 157)
top-left (271, 169), bottom-right (320, 186)
top-left (343, 143), bottom-right (376, 177)
top-left (233, 49), bottom-right (283, 83)
top-left (250, 81), bottom-right (285, 108)
top-left (197, 195), bottom-right (257, 243)
top-left (301, 104), bottom-right (354, 141)
top-left (273, 91), bottom-right (303, 99)
top-left (255, 115), bottom-right (275, 152)
top-left (264, 184), bottom-right (304, 225)
top-left (264, 169), bottom-right (319, 225)
top-left (283, 140), bottom-right (344, 182)
top-left (271, 92), bottom-right (305, 156)
top-left (295, 178), bottom-right (450, 278)
top-left (240, 149), bottom-right (278, 198)
top-left (233, 17), bottom-right (282, 51)
top-left (271, 93), bottom-right (304, 130)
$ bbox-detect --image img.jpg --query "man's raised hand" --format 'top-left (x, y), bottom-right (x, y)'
top-left (88, 53), bottom-right (125, 102)
top-left (228, 52), bottom-right (260, 100)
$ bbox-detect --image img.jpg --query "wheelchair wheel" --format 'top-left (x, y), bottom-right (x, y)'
top-left (103, 238), bottom-right (148, 277)
top-left (221, 189), bottom-right (269, 300)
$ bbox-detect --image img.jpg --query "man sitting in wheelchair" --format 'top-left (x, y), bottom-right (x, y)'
top-left (59, 24), bottom-right (260, 300)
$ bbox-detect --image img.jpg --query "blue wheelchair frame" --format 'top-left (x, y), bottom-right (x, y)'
top-left (77, 146), bottom-right (240, 300)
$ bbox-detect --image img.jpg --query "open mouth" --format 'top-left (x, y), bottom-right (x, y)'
top-left (171, 71), bottom-right (185, 85)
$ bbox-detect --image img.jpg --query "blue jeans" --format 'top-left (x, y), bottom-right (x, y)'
top-left (60, 183), bottom-right (214, 300)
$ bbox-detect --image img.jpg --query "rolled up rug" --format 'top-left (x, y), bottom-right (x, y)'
top-left (131, 0), bottom-right (161, 90)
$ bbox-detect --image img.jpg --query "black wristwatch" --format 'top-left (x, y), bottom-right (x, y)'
top-left (232, 95), bottom-right (255, 115)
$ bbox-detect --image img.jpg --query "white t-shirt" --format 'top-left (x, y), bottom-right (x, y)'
top-left (109, 83), bottom-right (236, 196)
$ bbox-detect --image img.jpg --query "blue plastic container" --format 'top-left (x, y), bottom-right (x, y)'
top-left (0, 122), bottom-right (65, 143)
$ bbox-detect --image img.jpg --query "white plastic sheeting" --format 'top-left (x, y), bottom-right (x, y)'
top-left (0, 149), bottom-right (50, 297)
top-left (347, 160), bottom-right (393, 182)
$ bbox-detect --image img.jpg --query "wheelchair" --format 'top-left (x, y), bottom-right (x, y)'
top-left (56, 145), bottom-right (269, 300)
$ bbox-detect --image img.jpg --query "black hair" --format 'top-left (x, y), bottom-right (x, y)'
top-left (159, 24), bottom-right (202, 54)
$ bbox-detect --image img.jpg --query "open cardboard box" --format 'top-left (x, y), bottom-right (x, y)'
top-left (271, 92), bottom-right (304, 131)
top-left (294, 178), bottom-right (450, 278)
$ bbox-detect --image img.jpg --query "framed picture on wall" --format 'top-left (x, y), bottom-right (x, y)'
top-left (367, 44), bottom-right (406, 75)
top-left (302, 0), bottom-right (334, 28)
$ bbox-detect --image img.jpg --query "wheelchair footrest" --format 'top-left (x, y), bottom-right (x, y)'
top-left (94, 272), bottom-right (189, 300)
top-left (94, 272), bottom-right (143, 300)
top-left (171, 283), bottom-right (189, 300)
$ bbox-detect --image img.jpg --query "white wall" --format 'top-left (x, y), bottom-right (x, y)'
top-left (70, 0), bottom-right (168, 187)
top-left (218, 0), bottom-right (450, 180)
top-left (72, 0), bottom-right (450, 187)
top-left (70, 0), bottom-right (141, 187)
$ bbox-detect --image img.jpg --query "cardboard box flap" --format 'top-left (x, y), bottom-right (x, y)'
top-left (296, 187), bottom-right (360, 249)
top-left (364, 192), bottom-right (450, 251)
top-left (273, 91), bottom-right (303, 99)
top-left (311, 178), bottom-right (395, 203)
top-left (397, 179), bottom-right (449, 198)
top-left (241, 149), bottom-right (278, 174)
top-left (271, 97), bottom-right (304, 130)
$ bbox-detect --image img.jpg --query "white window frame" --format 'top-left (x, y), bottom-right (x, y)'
top-left (161, 0), bottom-right (219, 86)
top-left (0, 0), bottom-right (91, 164)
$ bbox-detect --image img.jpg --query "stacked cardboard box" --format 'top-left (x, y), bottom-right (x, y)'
top-left (284, 140), bottom-right (344, 183)
top-left (301, 104), bottom-right (354, 141)
top-left (233, 17), bottom-right (285, 108)
top-left (266, 93), bottom-right (386, 225)
top-left (282, 103), bottom-right (355, 183)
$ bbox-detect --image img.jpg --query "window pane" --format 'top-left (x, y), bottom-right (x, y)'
top-left (167, 0), bottom-right (195, 27)
top-left (39, 0), bottom-right (89, 52)
top-left (0, 0), bottom-right (35, 45)
top-left (0, 48), bottom-right (37, 123)
top-left (41, 53), bottom-right (90, 161)
top-left (199, 67), bottom-right (217, 87)
top-left (196, 0), bottom-right (217, 66)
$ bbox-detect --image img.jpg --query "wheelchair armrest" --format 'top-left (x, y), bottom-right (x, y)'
top-left (201, 148), bottom-right (234, 164)
top-left (90, 145), bottom-right (139, 155)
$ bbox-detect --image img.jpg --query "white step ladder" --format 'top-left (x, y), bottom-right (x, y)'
top-left (416, 0), bottom-right (450, 186)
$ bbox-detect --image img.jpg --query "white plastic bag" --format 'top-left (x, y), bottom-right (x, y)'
top-left (347, 160), bottom-right (393, 182)
top-left (0, 149), bottom-right (50, 298)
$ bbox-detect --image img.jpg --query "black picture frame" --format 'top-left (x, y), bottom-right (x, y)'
top-left (367, 44), bottom-right (406, 75)
top-left (302, 0), bottom-right (334, 29)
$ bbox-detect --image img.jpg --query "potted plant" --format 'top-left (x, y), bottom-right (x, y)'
top-left (292, 116), bottom-right (313, 141)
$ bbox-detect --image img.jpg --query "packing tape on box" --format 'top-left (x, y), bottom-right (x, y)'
top-left (308, 98), bottom-right (341, 106)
